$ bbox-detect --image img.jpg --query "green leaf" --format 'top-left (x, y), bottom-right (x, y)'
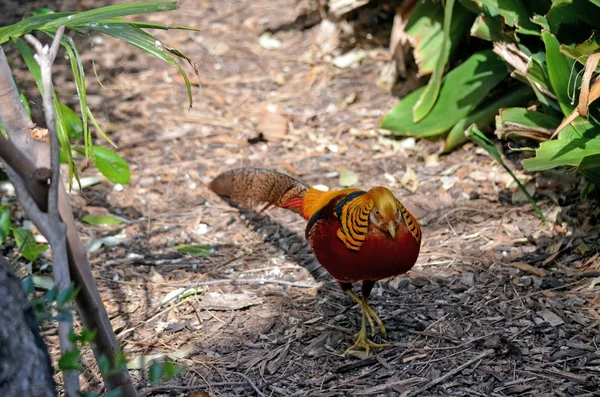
top-left (58, 349), bottom-right (82, 371)
top-left (470, 14), bottom-right (511, 42)
top-left (57, 283), bottom-right (78, 305)
top-left (495, 107), bottom-right (562, 140)
top-left (92, 146), bottom-right (131, 184)
top-left (413, 0), bottom-right (457, 122)
top-left (57, 103), bottom-right (83, 139)
top-left (541, 30), bottom-right (579, 116)
top-left (476, 0), bottom-right (540, 35)
top-left (444, 85), bottom-right (534, 152)
top-left (82, 214), bottom-right (123, 226)
top-left (149, 361), bottom-right (164, 383)
top-left (0, 206), bottom-right (11, 245)
top-left (22, 275), bottom-right (35, 296)
top-left (466, 124), bottom-right (546, 221)
top-left (83, 22), bottom-right (197, 108)
top-left (12, 227), bottom-right (49, 261)
top-left (546, 0), bottom-right (600, 36)
top-left (522, 126), bottom-right (600, 171)
top-left (575, 154), bottom-right (600, 187)
top-left (0, 2), bottom-right (179, 44)
top-left (176, 245), bottom-right (214, 256)
top-left (560, 36), bottom-right (600, 66)
top-left (404, 0), bottom-right (473, 76)
top-left (381, 50), bottom-right (509, 138)
top-left (98, 354), bottom-right (111, 375)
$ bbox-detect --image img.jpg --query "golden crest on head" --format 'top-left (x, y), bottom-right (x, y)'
top-left (367, 186), bottom-right (399, 221)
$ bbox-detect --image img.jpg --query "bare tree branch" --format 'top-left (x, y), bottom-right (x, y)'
top-left (23, 27), bottom-right (80, 397)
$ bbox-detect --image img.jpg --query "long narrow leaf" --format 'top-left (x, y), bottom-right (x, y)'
top-left (84, 23), bottom-right (196, 107)
top-left (412, 0), bottom-right (456, 122)
top-left (466, 125), bottom-right (546, 221)
top-left (0, 2), bottom-right (178, 43)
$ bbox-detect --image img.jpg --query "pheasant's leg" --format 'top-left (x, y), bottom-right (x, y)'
top-left (361, 280), bottom-right (387, 338)
top-left (344, 299), bottom-right (391, 354)
top-left (345, 289), bottom-right (376, 337)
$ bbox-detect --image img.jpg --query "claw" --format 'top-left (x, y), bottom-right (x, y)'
top-left (344, 290), bottom-right (391, 354)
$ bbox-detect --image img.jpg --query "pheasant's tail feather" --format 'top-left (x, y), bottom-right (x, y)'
top-left (209, 168), bottom-right (309, 215)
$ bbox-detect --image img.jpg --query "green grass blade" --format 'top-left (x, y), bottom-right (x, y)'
top-left (466, 124), bottom-right (546, 221)
top-left (86, 108), bottom-right (117, 148)
top-left (412, 0), bottom-right (456, 122)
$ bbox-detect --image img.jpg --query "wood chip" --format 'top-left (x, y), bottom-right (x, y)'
top-left (510, 262), bottom-right (547, 277)
top-left (539, 309), bottom-right (565, 327)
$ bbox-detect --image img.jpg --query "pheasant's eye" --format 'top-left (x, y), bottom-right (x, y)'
top-left (374, 209), bottom-right (380, 216)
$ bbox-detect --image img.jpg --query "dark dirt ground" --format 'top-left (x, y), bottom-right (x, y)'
top-left (4, 0), bottom-right (600, 396)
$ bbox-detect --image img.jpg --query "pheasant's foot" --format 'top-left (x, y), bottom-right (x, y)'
top-left (345, 290), bottom-right (387, 338)
top-left (345, 325), bottom-right (391, 355)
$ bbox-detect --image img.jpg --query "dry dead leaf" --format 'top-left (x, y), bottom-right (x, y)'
top-left (31, 127), bottom-right (49, 142)
top-left (149, 267), bottom-right (165, 283)
top-left (198, 292), bottom-right (262, 311)
top-left (257, 109), bottom-right (289, 142)
top-left (510, 262), bottom-right (547, 277)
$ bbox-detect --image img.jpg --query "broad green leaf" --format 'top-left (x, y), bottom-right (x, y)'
top-left (92, 146), bottom-right (130, 184)
top-left (413, 0), bottom-right (457, 122)
top-left (57, 103), bottom-right (83, 139)
top-left (476, 0), bottom-right (539, 35)
top-left (466, 125), bottom-right (545, 221)
top-left (470, 14), bottom-right (511, 42)
top-left (83, 22), bottom-right (197, 108)
top-left (82, 214), bottom-right (123, 226)
top-left (58, 350), bottom-right (82, 371)
top-left (0, 2), bottom-right (178, 43)
top-left (404, 0), bottom-right (473, 76)
top-left (495, 107), bottom-right (562, 140)
top-left (0, 206), bottom-right (10, 245)
top-left (576, 154), bottom-right (600, 187)
top-left (541, 31), bottom-right (578, 116)
top-left (560, 36), bottom-right (600, 66)
top-left (381, 50), bottom-right (508, 138)
top-left (522, 125), bottom-right (600, 171)
top-left (444, 85), bottom-right (534, 152)
top-left (12, 227), bottom-right (49, 261)
top-left (175, 244), bottom-right (214, 256)
top-left (546, 0), bottom-right (600, 36)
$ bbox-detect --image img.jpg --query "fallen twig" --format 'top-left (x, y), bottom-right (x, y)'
top-left (162, 278), bottom-right (319, 289)
top-left (235, 372), bottom-right (266, 397)
top-left (139, 382), bottom-right (246, 397)
top-left (406, 349), bottom-right (494, 397)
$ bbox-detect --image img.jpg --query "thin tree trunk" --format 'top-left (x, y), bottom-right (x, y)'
top-left (0, 256), bottom-right (56, 397)
top-left (0, 46), bottom-right (138, 396)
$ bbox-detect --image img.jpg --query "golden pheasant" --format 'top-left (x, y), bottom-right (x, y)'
top-left (209, 168), bottom-right (421, 353)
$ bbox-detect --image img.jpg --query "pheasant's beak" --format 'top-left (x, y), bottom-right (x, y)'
top-left (387, 222), bottom-right (396, 238)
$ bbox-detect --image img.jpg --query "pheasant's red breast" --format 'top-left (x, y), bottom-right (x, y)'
top-left (305, 192), bottom-right (421, 283)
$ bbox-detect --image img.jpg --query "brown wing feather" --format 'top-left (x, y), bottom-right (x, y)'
top-left (209, 168), bottom-right (309, 215)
